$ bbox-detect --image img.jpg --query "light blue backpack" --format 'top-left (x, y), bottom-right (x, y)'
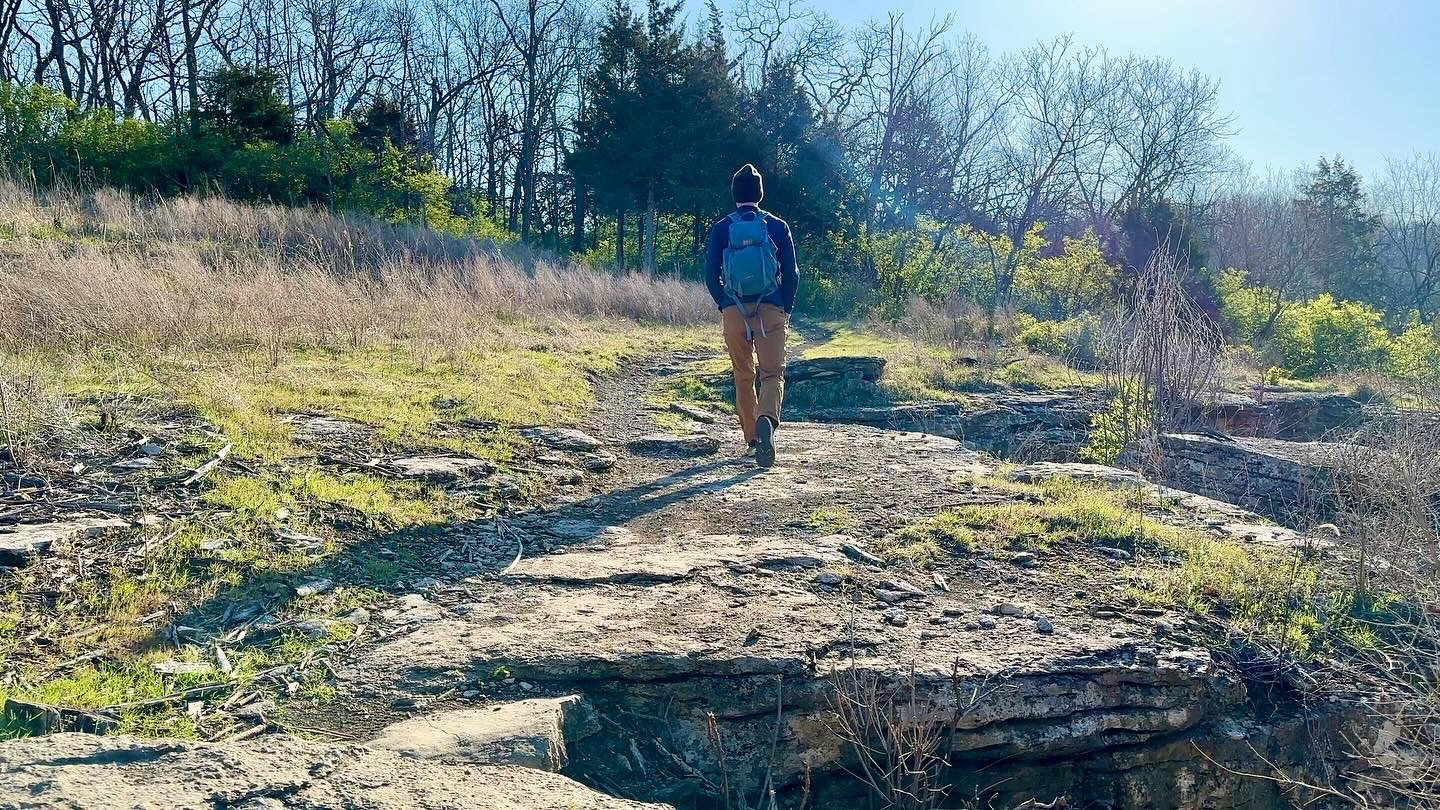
top-left (721, 210), bottom-right (781, 314)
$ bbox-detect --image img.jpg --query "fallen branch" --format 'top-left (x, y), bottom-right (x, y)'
top-left (183, 442), bottom-right (232, 486)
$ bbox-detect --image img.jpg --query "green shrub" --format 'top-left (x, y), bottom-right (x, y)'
top-left (1278, 294), bottom-right (1391, 378)
top-left (1016, 314), bottom-right (1102, 367)
top-left (1390, 322), bottom-right (1440, 385)
top-left (1080, 382), bottom-right (1152, 464)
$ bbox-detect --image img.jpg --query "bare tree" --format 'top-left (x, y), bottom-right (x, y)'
top-left (981, 36), bottom-right (1118, 310)
top-left (1375, 153), bottom-right (1440, 320)
top-left (1209, 169), bottom-right (1325, 339)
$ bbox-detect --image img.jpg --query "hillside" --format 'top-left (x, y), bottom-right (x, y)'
top-left (1, 188), bottom-right (1437, 808)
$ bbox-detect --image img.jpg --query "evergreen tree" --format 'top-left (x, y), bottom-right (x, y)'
top-left (200, 67), bottom-right (293, 145)
top-left (570, 0), bottom-right (647, 268)
top-left (1300, 156), bottom-right (1382, 302)
top-left (354, 97), bottom-right (420, 153)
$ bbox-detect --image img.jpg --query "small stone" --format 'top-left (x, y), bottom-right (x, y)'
top-left (1097, 547), bottom-right (1133, 560)
top-left (882, 608), bottom-right (909, 627)
top-left (978, 617), bottom-right (997, 630)
top-left (627, 433), bottom-right (720, 457)
top-left (580, 452), bottom-right (617, 472)
top-left (1154, 620), bottom-right (1174, 636)
top-left (941, 607), bottom-right (964, 618)
top-left (876, 578), bottom-right (925, 596)
top-left (340, 608), bottom-right (370, 626)
top-left (462, 690), bottom-right (480, 699)
top-left (1011, 552), bottom-right (1038, 567)
top-left (152, 661), bottom-right (215, 676)
top-left (874, 588), bottom-right (919, 604)
top-left (669, 402), bottom-right (718, 424)
top-left (993, 602), bottom-right (1024, 617)
top-left (1036, 617), bottom-right (1055, 634)
top-left (815, 571), bottom-right (842, 586)
top-left (518, 427), bottom-right (604, 452)
top-left (296, 619), bottom-right (332, 638)
top-left (294, 578), bottom-right (332, 597)
top-left (838, 540), bottom-right (882, 566)
top-left (140, 441), bottom-right (165, 457)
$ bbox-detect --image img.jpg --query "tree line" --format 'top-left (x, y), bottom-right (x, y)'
top-left (1, 0), bottom-right (1437, 328)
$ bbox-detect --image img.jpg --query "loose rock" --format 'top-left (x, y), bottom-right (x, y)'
top-left (519, 427), bottom-right (605, 452)
top-left (626, 434), bottom-right (720, 457)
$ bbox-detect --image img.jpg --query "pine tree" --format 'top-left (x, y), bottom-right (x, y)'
top-left (1300, 156), bottom-right (1382, 301)
top-left (570, 0), bottom-right (645, 269)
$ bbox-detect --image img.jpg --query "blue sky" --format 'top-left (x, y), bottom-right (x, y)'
top-left (744, 0), bottom-right (1440, 179)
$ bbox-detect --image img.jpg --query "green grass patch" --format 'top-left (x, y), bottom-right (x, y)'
top-left (805, 506), bottom-right (858, 534)
top-left (877, 512), bottom-right (978, 568)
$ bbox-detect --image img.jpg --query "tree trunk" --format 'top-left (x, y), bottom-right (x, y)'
top-left (643, 180), bottom-right (656, 275)
top-left (616, 208), bottom-right (626, 270)
top-left (179, 0), bottom-right (201, 135)
top-left (571, 177), bottom-right (587, 254)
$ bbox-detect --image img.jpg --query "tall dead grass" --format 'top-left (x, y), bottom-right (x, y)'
top-left (0, 182), bottom-right (713, 355)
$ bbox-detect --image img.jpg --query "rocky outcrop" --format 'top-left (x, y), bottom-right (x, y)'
top-left (801, 391), bottom-right (1100, 460)
top-left (1196, 391), bottom-right (1367, 440)
top-left (320, 423), bottom-right (1355, 809)
top-left (1129, 433), bottom-right (1351, 528)
top-left (0, 732), bottom-right (671, 809)
top-left (368, 695), bottom-right (596, 771)
top-left (785, 355), bottom-right (887, 383)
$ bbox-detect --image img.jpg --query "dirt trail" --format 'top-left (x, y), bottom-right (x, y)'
top-left (1, 341), bottom-right (1357, 810)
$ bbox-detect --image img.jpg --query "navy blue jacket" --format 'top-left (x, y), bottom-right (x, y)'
top-left (705, 205), bottom-right (799, 313)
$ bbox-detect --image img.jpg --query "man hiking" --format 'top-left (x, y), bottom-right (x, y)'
top-left (705, 163), bottom-right (798, 469)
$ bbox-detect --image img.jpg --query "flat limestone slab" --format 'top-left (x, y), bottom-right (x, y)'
top-left (0, 733), bottom-right (671, 810)
top-left (369, 695), bottom-right (593, 771)
top-left (503, 530), bottom-right (846, 584)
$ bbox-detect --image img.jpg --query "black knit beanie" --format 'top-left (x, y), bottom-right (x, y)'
top-left (732, 164), bottom-right (763, 204)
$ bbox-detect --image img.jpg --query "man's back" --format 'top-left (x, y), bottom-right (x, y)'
top-left (704, 205), bottom-right (799, 314)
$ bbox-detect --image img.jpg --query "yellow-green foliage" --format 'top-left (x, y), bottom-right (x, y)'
top-left (1389, 322), bottom-right (1440, 384)
top-left (1012, 230), bottom-right (1117, 318)
top-left (1014, 313), bottom-right (1102, 366)
top-left (1079, 382), bottom-right (1152, 465)
top-left (806, 506), bottom-right (857, 534)
top-left (883, 478), bottom-right (1156, 568)
top-left (957, 477), bottom-right (1149, 550)
top-left (1141, 533), bottom-right (1337, 654)
top-left (878, 512), bottom-right (976, 568)
top-left (1217, 270), bottom-right (1396, 378)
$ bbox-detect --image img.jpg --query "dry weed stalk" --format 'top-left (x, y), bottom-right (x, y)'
top-left (1095, 247), bottom-right (1222, 471)
top-left (826, 658), bottom-right (981, 810)
top-left (1322, 384), bottom-right (1440, 806)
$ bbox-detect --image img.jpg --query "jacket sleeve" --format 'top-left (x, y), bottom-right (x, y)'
top-left (773, 219), bottom-right (799, 314)
top-left (705, 220), bottom-right (727, 310)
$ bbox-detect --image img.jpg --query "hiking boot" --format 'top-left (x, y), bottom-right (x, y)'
top-left (754, 416), bottom-right (776, 468)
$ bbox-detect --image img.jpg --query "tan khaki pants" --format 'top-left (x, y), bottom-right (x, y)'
top-left (722, 303), bottom-right (787, 444)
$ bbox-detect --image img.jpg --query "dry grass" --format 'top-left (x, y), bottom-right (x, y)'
top-left (0, 182), bottom-right (713, 358)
